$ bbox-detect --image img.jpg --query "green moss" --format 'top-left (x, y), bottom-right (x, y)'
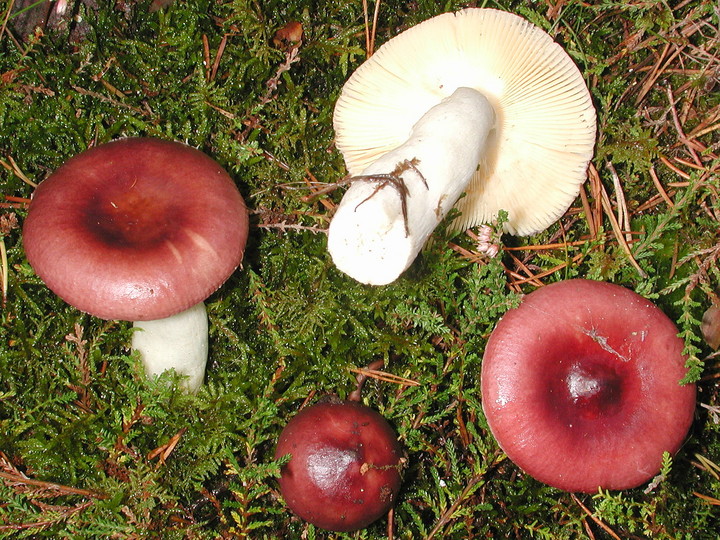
top-left (0, 0), bottom-right (718, 537)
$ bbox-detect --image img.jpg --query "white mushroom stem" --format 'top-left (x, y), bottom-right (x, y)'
top-left (328, 87), bottom-right (495, 285)
top-left (131, 301), bottom-right (208, 392)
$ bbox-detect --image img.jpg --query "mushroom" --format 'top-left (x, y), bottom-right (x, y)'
top-left (328, 8), bottom-right (596, 285)
top-left (275, 360), bottom-right (403, 532)
top-left (481, 279), bottom-right (696, 493)
top-left (22, 137), bottom-right (249, 392)
top-left (275, 395), bottom-right (403, 532)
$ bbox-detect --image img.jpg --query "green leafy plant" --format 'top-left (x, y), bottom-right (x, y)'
top-left (1, 0), bottom-right (718, 537)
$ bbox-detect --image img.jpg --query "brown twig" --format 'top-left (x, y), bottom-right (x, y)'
top-left (665, 85), bottom-right (704, 166)
top-left (210, 34), bottom-right (229, 83)
top-left (299, 175), bottom-right (352, 202)
top-left (598, 179), bottom-right (647, 278)
top-left (503, 239), bottom-right (599, 251)
top-left (586, 164), bottom-right (604, 240)
top-left (572, 494), bottom-right (622, 540)
top-left (352, 158), bottom-right (427, 237)
top-left (300, 169), bottom-right (337, 211)
top-left (0, 156), bottom-right (37, 188)
top-left (693, 492), bottom-right (720, 506)
top-left (0, 212), bottom-right (18, 306)
top-left (202, 33), bottom-right (211, 81)
top-left (506, 251), bottom-right (546, 288)
top-left (386, 504), bottom-right (395, 540)
top-left (605, 161), bottom-right (632, 243)
top-left (0, 0), bottom-right (15, 41)
top-left (362, 0), bottom-right (382, 57)
top-left (303, 159), bottom-right (426, 236)
top-left (347, 359), bottom-right (386, 402)
top-left (659, 155), bottom-right (692, 180)
top-left (1, 195), bottom-right (30, 208)
top-left (648, 166), bottom-right (675, 207)
top-left (579, 182), bottom-right (598, 239)
top-left (508, 251), bottom-right (591, 287)
top-left (0, 452), bottom-right (106, 500)
top-left (148, 427), bottom-right (188, 465)
top-left (426, 473), bottom-right (484, 539)
top-left (347, 366), bottom-right (420, 390)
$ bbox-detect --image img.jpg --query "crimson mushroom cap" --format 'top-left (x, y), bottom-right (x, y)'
top-left (23, 137), bottom-right (249, 321)
top-left (481, 279), bottom-right (696, 493)
top-left (275, 399), bottom-right (403, 532)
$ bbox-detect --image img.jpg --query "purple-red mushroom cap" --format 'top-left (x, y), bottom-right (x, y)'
top-left (22, 137), bottom-right (249, 321)
top-left (275, 397), bottom-right (403, 532)
top-left (481, 279), bottom-right (696, 493)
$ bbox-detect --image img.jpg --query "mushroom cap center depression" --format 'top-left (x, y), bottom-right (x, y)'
top-left (85, 173), bottom-right (182, 250)
top-left (547, 355), bottom-right (633, 428)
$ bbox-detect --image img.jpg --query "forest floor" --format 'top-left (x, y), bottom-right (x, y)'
top-left (0, 0), bottom-right (719, 538)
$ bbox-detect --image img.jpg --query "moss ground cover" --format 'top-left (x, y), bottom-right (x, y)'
top-left (0, 0), bottom-right (718, 537)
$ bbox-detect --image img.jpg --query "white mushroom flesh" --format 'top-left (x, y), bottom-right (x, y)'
top-left (328, 87), bottom-right (495, 285)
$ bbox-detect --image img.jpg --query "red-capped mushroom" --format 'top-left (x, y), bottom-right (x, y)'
top-left (481, 279), bottom-right (696, 493)
top-left (275, 395), bottom-right (403, 532)
top-left (275, 363), bottom-right (403, 532)
top-left (22, 137), bottom-right (249, 391)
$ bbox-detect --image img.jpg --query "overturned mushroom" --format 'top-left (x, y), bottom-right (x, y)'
top-left (23, 137), bottom-right (249, 391)
top-left (328, 8), bottom-right (596, 285)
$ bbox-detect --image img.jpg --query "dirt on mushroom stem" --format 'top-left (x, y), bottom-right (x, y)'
top-left (351, 158), bottom-right (428, 237)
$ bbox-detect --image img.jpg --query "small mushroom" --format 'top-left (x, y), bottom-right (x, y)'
top-left (22, 138), bottom-right (249, 392)
top-left (275, 362), bottom-right (403, 532)
top-left (275, 396), bottom-right (402, 532)
top-left (327, 8), bottom-right (596, 285)
top-left (481, 279), bottom-right (696, 493)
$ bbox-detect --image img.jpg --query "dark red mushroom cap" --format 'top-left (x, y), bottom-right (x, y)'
top-left (481, 279), bottom-right (696, 493)
top-left (23, 137), bottom-right (249, 321)
top-left (275, 398), bottom-right (402, 532)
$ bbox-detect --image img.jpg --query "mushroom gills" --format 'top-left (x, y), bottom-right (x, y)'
top-left (328, 87), bottom-right (495, 285)
top-left (132, 301), bottom-right (209, 392)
